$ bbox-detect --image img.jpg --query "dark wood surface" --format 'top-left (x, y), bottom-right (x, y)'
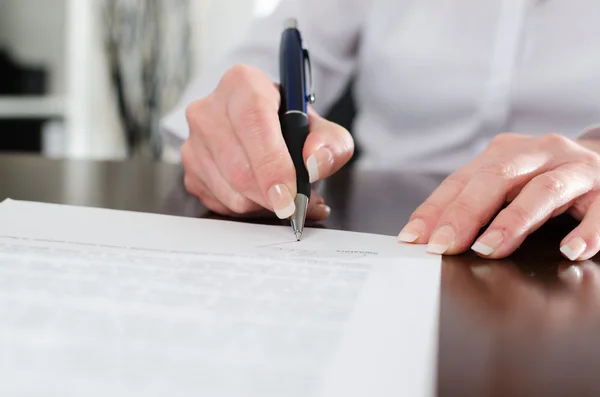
top-left (1, 153), bottom-right (599, 397)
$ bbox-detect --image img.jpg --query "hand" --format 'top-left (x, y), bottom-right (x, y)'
top-left (181, 65), bottom-right (354, 220)
top-left (398, 133), bottom-right (600, 260)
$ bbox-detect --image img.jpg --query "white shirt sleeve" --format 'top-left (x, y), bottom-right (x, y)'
top-left (160, 0), bottom-right (365, 147)
top-left (577, 124), bottom-right (600, 140)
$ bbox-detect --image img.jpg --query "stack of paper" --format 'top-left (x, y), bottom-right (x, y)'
top-left (0, 199), bottom-right (441, 397)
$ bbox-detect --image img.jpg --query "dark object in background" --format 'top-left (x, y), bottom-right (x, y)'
top-left (0, 49), bottom-right (48, 153)
top-left (323, 79), bottom-right (361, 167)
top-left (0, 50), bottom-right (46, 95)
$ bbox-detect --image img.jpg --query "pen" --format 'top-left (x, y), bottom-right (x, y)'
top-left (278, 18), bottom-right (315, 241)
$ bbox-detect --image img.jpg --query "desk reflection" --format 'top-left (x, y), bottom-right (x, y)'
top-left (439, 255), bottom-right (600, 397)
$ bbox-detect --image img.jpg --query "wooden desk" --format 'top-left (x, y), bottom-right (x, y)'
top-left (1, 153), bottom-right (599, 397)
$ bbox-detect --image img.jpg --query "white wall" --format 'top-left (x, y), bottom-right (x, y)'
top-left (199, 0), bottom-right (256, 70)
top-left (66, 0), bottom-right (125, 159)
top-left (0, 0), bottom-right (66, 94)
top-left (0, 0), bottom-right (272, 160)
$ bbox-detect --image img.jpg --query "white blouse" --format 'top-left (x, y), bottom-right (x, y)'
top-left (161, 0), bottom-right (600, 172)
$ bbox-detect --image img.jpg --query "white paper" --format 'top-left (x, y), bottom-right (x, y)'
top-left (0, 199), bottom-right (441, 397)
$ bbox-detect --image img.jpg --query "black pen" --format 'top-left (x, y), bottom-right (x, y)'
top-left (278, 18), bottom-right (315, 241)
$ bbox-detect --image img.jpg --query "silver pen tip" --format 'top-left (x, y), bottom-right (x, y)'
top-left (291, 193), bottom-right (309, 241)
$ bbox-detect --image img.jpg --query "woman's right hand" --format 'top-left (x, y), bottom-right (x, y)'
top-left (181, 64), bottom-right (355, 220)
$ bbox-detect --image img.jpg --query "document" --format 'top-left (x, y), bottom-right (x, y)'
top-left (0, 199), bottom-right (441, 397)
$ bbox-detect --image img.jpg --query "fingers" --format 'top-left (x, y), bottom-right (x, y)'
top-left (398, 151), bottom-right (507, 245)
top-left (306, 190), bottom-right (332, 221)
top-left (471, 167), bottom-right (591, 258)
top-left (186, 96), bottom-right (267, 210)
top-left (397, 163), bottom-right (478, 244)
top-left (183, 64), bottom-right (343, 222)
top-left (182, 138), bottom-right (331, 221)
top-left (181, 140), bottom-right (263, 216)
top-left (183, 172), bottom-right (233, 216)
top-left (302, 109), bottom-right (354, 183)
top-left (422, 166), bottom-right (513, 255)
top-left (398, 133), bottom-right (558, 251)
top-left (559, 193), bottom-right (600, 261)
top-left (225, 66), bottom-right (297, 219)
top-left (470, 165), bottom-right (595, 258)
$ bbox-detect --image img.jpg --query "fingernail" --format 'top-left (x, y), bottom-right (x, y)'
top-left (558, 265), bottom-right (583, 286)
top-left (268, 184), bottom-right (295, 219)
top-left (560, 237), bottom-right (587, 261)
top-left (427, 225), bottom-right (456, 254)
top-left (306, 147), bottom-right (334, 183)
top-left (398, 219), bottom-right (426, 243)
top-left (471, 265), bottom-right (492, 280)
top-left (471, 230), bottom-right (504, 256)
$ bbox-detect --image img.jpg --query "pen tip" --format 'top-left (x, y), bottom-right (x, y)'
top-left (295, 231), bottom-right (302, 241)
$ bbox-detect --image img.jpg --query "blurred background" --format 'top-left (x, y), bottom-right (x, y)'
top-left (0, 0), bottom-right (282, 162)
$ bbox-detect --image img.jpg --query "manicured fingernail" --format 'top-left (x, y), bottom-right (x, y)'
top-left (471, 230), bottom-right (504, 256)
top-left (398, 219), bottom-right (426, 243)
top-left (306, 147), bottom-right (334, 183)
top-left (268, 184), bottom-right (295, 219)
top-left (560, 237), bottom-right (587, 261)
top-left (427, 225), bottom-right (455, 254)
top-left (558, 265), bottom-right (583, 286)
top-left (471, 265), bottom-right (492, 280)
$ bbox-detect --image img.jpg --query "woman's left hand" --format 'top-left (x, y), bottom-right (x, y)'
top-left (398, 133), bottom-right (600, 261)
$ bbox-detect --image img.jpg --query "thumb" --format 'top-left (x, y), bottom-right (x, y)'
top-left (303, 109), bottom-right (355, 183)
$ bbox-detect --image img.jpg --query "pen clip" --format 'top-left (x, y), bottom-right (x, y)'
top-left (303, 48), bottom-right (316, 104)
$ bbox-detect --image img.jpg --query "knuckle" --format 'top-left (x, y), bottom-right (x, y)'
top-left (489, 132), bottom-right (517, 147)
top-left (185, 99), bottom-right (213, 138)
top-left (225, 194), bottom-right (253, 214)
top-left (479, 159), bottom-right (519, 180)
top-left (442, 174), bottom-right (468, 193)
top-left (413, 200), bottom-right (443, 220)
top-left (535, 174), bottom-right (566, 197)
top-left (540, 132), bottom-right (570, 149)
top-left (223, 64), bottom-right (255, 86)
top-left (205, 199), bottom-right (230, 216)
top-left (180, 141), bottom-right (193, 170)
top-left (448, 197), bottom-right (482, 222)
top-left (228, 160), bottom-right (255, 193)
top-left (236, 97), bottom-right (274, 136)
top-left (503, 204), bottom-right (532, 231)
top-left (185, 99), bottom-right (204, 127)
top-left (180, 141), bottom-right (203, 177)
top-left (183, 174), bottom-right (201, 197)
top-left (183, 174), bottom-right (193, 193)
top-left (222, 64), bottom-right (276, 101)
top-left (254, 150), bottom-right (289, 182)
